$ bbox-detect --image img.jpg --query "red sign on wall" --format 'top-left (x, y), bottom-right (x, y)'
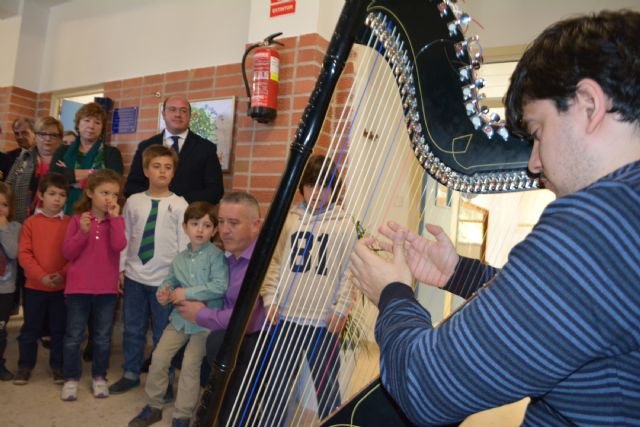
top-left (270, 0), bottom-right (296, 18)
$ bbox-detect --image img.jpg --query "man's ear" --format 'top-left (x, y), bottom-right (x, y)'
top-left (575, 78), bottom-right (608, 134)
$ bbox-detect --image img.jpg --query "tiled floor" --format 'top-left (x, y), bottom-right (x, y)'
top-left (1, 310), bottom-right (528, 427)
top-left (1, 311), bottom-right (176, 427)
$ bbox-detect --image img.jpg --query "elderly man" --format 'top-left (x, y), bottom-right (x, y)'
top-left (2, 118), bottom-right (35, 183)
top-left (350, 9), bottom-right (640, 427)
top-left (124, 95), bottom-right (224, 204)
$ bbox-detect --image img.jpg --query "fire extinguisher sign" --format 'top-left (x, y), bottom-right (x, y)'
top-left (270, 0), bottom-right (296, 18)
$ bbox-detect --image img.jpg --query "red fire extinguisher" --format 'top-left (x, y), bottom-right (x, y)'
top-left (242, 32), bottom-right (284, 124)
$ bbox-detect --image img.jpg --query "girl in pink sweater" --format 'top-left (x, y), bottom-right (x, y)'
top-left (60, 169), bottom-right (126, 402)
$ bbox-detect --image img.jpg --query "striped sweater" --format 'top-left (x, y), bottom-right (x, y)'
top-left (375, 160), bottom-right (640, 426)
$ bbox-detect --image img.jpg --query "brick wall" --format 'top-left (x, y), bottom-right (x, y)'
top-left (0, 86), bottom-right (38, 151)
top-left (0, 33), bottom-right (343, 213)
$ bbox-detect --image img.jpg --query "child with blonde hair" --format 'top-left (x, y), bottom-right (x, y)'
top-left (60, 169), bottom-right (127, 401)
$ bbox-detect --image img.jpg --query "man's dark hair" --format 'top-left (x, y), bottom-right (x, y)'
top-left (505, 10), bottom-right (640, 138)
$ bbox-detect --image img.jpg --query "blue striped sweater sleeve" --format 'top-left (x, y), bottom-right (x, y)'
top-left (375, 162), bottom-right (640, 426)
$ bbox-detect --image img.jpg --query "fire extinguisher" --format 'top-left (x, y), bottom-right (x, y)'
top-left (242, 32), bottom-right (284, 124)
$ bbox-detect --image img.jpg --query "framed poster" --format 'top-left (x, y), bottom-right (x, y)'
top-left (159, 96), bottom-right (236, 171)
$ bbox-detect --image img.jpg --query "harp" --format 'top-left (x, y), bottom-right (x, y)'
top-left (195, 0), bottom-right (538, 425)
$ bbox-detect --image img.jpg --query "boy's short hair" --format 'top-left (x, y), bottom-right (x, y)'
top-left (38, 173), bottom-right (69, 194)
top-left (184, 201), bottom-right (218, 226)
top-left (142, 145), bottom-right (178, 170)
top-left (298, 154), bottom-right (343, 199)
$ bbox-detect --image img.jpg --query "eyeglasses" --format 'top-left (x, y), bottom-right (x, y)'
top-left (165, 106), bottom-right (189, 115)
top-left (36, 132), bottom-right (61, 139)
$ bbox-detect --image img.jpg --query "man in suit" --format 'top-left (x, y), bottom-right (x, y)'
top-left (1, 118), bottom-right (35, 181)
top-left (124, 95), bottom-right (224, 204)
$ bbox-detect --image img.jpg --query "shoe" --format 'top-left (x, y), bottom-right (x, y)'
top-left (82, 343), bottom-right (92, 362)
top-left (171, 418), bottom-right (190, 427)
top-left (0, 365), bottom-right (14, 381)
top-left (109, 377), bottom-right (140, 394)
top-left (141, 356), bottom-right (151, 373)
top-left (92, 377), bottom-right (109, 398)
top-left (40, 336), bottom-right (51, 349)
top-left (52, 368), bottom-right (65, 384)
top-left (12, 367), bottom-right (31, 385)
top-left (61, 380), bottom-right (78, 401)
top-left (128, 405), bottom-right (162, 427)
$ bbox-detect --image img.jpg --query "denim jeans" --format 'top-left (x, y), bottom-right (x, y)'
top-left (121, 277), bottom-right (171, 378)
top-left (17, 288), bottom-right (66, 370)
top-left (0, 293), bottom-right (13, 368)
top-left (261, 321), bottom-right (341, 426)
top-left (63, 294), bottom-right (117, 380)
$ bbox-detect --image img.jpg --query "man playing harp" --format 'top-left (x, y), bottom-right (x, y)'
top-left (351, 9), bottom-right (640, 427)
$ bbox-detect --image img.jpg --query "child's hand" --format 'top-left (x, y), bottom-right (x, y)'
top-left (107, 201), bottom-right (121, 218)
top-left (41, 274), bottom-right (55, 288)
top-left (50, 273), bottom-right (64, 286)
top-left (156, 287), bottom-right (170, 305)
top-left (118, 272), bottom-right (125, 294)
top-left (169, 288), bottom-right (186, 304)
top-left (79, 212), bottom-right (92, 233)
top-left (266, 304), bottom-right (281, 325)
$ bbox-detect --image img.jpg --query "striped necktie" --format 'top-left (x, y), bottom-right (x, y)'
top-left (170, 135), bottom-right (180, 153)
top-left (138, 199), bottom-right (159, 264)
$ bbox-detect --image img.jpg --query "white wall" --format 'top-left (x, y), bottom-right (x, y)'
top-left (13, 0), bottom-right (49, 90)
top-left (39, 0), bottom-right (252, 92)
top-left (463, 0), bottom-right (640, 49)
top-left (248, 0), bottom-right (320, 44)
top-left (0, 16), bottom-right (21, 87)
top-left (8, 0), bottom-right (640, 92)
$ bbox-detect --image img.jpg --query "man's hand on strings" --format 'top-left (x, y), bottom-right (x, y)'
top-left (378, 221), bottom-right (458, 288)
top-left (350, 229), bottom-right (413, 306)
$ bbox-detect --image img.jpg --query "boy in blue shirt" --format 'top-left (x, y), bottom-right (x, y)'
top-left (110, 145), bottom-right (189, 395)
top-left (129, 201), bottom-right (228, 427)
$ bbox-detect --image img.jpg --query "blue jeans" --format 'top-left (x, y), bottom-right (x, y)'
top-left (63, 294), bottom-right (117, 380)
top-left (17, 288), bottom-right (66, 370)
top-left (121, 277), bottom-right (171, 377)
top-left (262, 321), bottom-right (341, 426)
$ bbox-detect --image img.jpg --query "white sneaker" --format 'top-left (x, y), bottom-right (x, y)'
top-left (61, 380), bottom-right (78, 401)
top-left (92, 377), bottom-right (109, 398)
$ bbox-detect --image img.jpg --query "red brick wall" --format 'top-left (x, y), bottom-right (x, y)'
top-left (0, 86), bottom-right (38, 151)
top-left (0, 33), bottom-right (342, 213)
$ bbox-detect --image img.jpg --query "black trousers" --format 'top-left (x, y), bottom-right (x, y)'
top-left (206, 330), bottom-right (262, 426)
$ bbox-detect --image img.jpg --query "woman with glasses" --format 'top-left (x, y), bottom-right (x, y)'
top-left (51, 102), bottom-right (123, 214)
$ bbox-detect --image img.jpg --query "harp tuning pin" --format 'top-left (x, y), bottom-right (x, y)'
top-left (497, 125), bottom-right (510, 141)
top-left (479, 103), bottom-right (489, 114)
top-left (458, 65), bottom-right (472, 82)
top-left (437, 2), bottom-right (448, 17)
top-left (470, 114), bottom-right (482, 129)
top-left (465, 99), bottom-right (478, 116)
top-left (448, 14), bottom-right (470, 37)
top-left (474, 78), bottom-right (485, 89)
top-left (482, 124), bottom-right (495, 139)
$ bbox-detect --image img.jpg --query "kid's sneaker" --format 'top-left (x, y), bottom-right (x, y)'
top-left (61, 380), bottom-right (78, 401)
top-left (92, 377), bottom-right (109, 398)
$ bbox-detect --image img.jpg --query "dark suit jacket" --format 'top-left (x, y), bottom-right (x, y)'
top-left (124, 130), bottom-right (224, 204)
top-left (0, 148), bottom-right (21, 181)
